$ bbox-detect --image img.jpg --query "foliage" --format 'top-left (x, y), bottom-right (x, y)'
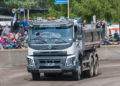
top-left (3, 0), bottom-right (39, 9)
top-left (44, 0), bottom-right (120, 23)
top-left (1, 0), bottom-right (120, 22)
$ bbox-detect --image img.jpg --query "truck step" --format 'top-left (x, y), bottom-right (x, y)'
top-left (83, 67), bottom-right (89, 71)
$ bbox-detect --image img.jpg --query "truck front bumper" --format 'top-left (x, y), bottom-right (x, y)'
top-left (27, 65), bottom-right (77, 73)
top-left (27, 55), bottom-right (78, 73)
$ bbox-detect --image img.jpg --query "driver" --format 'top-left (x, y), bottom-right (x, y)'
top-left (35, 32), bottom-right (41, 39)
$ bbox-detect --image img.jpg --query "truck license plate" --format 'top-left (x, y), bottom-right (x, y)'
top-left (44, 63), bottom-right (55, 66)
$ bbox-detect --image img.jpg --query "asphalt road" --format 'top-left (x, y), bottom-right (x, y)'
top-left (0, 60), bottom-right (120, 86)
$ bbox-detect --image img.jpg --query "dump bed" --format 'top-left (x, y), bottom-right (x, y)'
top-left (83, 28), bottom-right (101, 51)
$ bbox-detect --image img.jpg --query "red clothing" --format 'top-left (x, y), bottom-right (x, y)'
top-left (7, 34), bottom-right (11, 39)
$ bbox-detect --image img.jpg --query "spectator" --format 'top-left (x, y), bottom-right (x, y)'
top-left (107, 21), bottom-right (111, 26)
top-left (0, 36), bottom-right (7, 49)
top-left (20, 18), bottom-right (29, 31)
top-left (83, 20), bottom-right (86, 27)
top-left (96, 20), bottom-right (101, 28)
top-left (22, 18), bottom-right (29, 27)
top-left (0, 43), bottom-right (3, 49)
top-left (2, 25), bottom-right (11, 36)
top-left (101, 19), bottom-right (106, 40)
top-left (114, 30), bottom-right (119, 41)
top-left (13, 20), bottom-right (20, 33)
top-left (8, 32), bottom-right (15, 39)
top-left (103, 35), bottom-right (112, 45)
top-left (24, 31), bottom-right (28, 43)
top-left (16, 40), bottom-right (24, 49)
top-left (19, 24), bottom-right (24, 36)
top-left (8, 41), bottom-right (16, 49)
top-left (83, 20), bottom-right (87, 29)
top-left (0, 25), bottom-right (2, 36)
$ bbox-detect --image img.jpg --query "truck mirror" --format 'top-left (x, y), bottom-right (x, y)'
top-left (32, 27), bottom-right (34, 29)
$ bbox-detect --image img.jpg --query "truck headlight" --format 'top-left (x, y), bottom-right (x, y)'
top-left (66, 57), bottom-right (76, 66)
top-left (27, 58), bottom-right (34, 65)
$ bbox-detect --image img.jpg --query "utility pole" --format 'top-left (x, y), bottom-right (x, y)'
top-left (67, 0), bottom-right (70, 18)
top-left (24, 9), bottom-right (25, 18)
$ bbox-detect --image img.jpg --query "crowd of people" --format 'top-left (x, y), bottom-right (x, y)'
top-left (82, 19), bottom-right (120, 45)
top-left (96, 19), bottom-right (120, 45)
top-left (0, 18), bottom-right (29, 49)
top-left (96, 19), bottom-right (107, 41)
top-left (0, 18), bottom-right (119, 49)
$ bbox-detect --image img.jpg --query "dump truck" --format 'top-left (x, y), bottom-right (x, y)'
top-left (27, 17), bottom-right (101, 80)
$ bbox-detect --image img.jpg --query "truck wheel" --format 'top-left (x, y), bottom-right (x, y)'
top-left (86, 58), bottom-right (94, 78)
top-left (72, 65), bottom-right (81, 80)
top-left (94, 59), bottom-right (99, 76)
top-left (32, 72), bottom-right (40, 80)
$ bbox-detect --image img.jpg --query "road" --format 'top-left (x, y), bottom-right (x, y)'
top-left (0, 60), bottom-right (120, 86)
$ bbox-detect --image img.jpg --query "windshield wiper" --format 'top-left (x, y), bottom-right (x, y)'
top-left (37, 40), bottom-right (47, 44)
top-left (31, 39), bottom-right (48, 44)
top-left (54, 38), bottom-right (68, 43)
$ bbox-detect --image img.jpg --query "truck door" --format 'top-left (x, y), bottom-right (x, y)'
top-left (75, 24), bottom-right (84, 55)
top-left (74, 25), bottom-right (79, 49)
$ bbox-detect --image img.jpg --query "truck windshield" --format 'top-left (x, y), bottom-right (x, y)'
top-left (29, 26), bottom-right (73, 44)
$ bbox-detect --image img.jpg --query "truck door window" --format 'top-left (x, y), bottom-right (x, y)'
top-left (74, 26), bottom-right (77, 39)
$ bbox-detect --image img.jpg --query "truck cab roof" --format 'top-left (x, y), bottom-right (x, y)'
top-left (30, 17), bottom-right (82, 28)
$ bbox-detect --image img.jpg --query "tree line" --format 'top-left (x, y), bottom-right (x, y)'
top-left (0, 0), bottom-right (120, 23)
top-left (46, 0), bottom-right (120, 23)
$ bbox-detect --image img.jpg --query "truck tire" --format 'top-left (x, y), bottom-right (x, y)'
top-left (94, 59), bottom-right (99, 76)
top-left (72, 65), bottom-right (81, 80)
top-left (86, 57), bottom-right (94, 78)
top-left (32, 72), bottom-right (40, 80)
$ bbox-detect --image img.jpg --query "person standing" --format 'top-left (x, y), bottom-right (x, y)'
top-left (101, 19), bottom-right (107, 40)
top-left (114, 30), bottom-right (119, 41)
top-left (0, 36), bottom-right (7, 49)
top-left (20, 18), bottom-right (29, 31)
top-left (2, 25), bottom-right (11, 36)
top-left (0, 25), bottom-right (2, 36)
top-left (96, 20), bottom-right (101, 28)
top-left (13, 20), bottom-right (20, 33)
top-left (83, 19), bottom-right (87, 29)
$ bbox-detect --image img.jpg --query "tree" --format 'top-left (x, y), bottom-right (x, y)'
top-left (4, 0), bottom-right (39, 20)
top-left (2, 0), bottom-right (119, 23)
top-left (0, 0), bottom-right (6, 7)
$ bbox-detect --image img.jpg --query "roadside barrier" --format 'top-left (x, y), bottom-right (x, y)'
top-left (101, 45), bottom-right (120, 48)
top-left (0, 48), bottom-right (27, 67)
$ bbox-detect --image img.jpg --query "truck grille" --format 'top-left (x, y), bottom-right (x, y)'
top-left (39, 60), bottom-right (60, 64)
top-left (33, 51), bottom-right (67, 56)
top-left (39, 66), bottom-right (60, 69)
top-left (29, 43), bottom-right (72, 50)
top-left (38, 59), bottom-right (61, 69)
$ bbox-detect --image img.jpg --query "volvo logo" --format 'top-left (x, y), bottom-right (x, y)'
top-left (48, 45), bottom-right (52, 49)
